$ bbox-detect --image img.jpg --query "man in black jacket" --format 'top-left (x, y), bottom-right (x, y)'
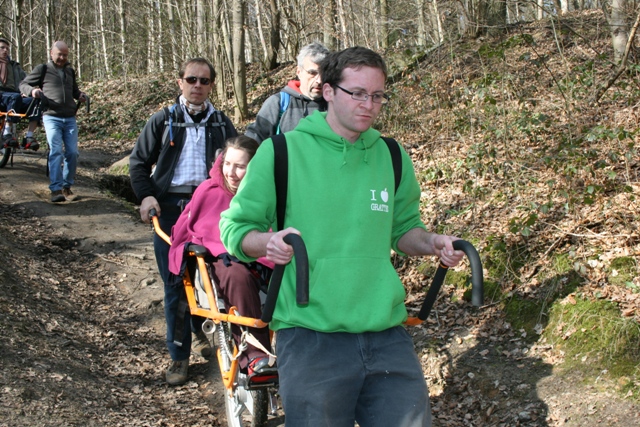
top-left (129, 57), bottom-right (237, 386)
top-left (20, 41), bottom-right (87, 202)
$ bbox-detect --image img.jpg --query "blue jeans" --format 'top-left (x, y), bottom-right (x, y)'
top-left (276, 326), bottom-right (431, 427)
top-left (154, 194), bottom-right (204, 361)
top-left (43, 115), bottom-right (78, 192)
top-left (0, 92), bottom-right (40, 123)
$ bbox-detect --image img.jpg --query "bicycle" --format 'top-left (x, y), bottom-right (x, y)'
top-left (0, 97), bottom-right (44, 168)
top-left (151, 209), bottom-right (483, 426)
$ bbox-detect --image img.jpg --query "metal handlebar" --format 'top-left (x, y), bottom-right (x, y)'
top-left (261, 233), bottom-right (309, 323)
top-left (413, 239), bottom-right (484, 322)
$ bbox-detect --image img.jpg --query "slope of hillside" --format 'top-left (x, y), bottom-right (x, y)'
top-left (1, 9), bottom-right (638, 427)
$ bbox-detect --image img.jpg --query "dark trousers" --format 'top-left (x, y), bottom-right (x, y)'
top-left (276, 326), bottom-right (431, 427)
top-left (211, 258), bottom-right (271, 369)
top-left (153, 194), bottom-right (205, 361)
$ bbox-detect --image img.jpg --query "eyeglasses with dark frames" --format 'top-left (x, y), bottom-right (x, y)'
top-left (334, 84), bottom-right (389, 104)
top-left (183, 76), bottom-right (212, 85)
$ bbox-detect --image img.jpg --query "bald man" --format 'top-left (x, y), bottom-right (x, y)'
top-left (20, 41), bottom-right (88, 203)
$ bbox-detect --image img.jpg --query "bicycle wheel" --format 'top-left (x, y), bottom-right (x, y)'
top-left (0, 145), bottom-right (11, 168)
top-left (217, 321), bottom-right (269, 427)
top-left (224, 386), bottom-right (268, 427)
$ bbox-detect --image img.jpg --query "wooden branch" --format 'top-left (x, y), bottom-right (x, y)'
top-left (592, 10), bottom-right (640, 104)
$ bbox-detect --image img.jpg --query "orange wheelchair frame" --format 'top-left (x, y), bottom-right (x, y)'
top-left (150, 210), bottom-right (483, 427)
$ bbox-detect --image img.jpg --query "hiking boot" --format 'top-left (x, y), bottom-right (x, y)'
top-left (192, 331), bottom-right (212, 358)
top-left (62, 187), bottom-right (78, 201)
top-left (22, 136), bottom-right (39, 151)
top-left (165, 359), bottom-right (189, 386)
top-left (2, 134), bottom-right (17, 148)
top-left (50, 190), bottom-right (65, 203)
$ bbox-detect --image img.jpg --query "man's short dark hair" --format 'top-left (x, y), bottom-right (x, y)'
top-left (0, 38), bottom-right (10, 46)
top-left (319, 46), bottom-right (387, 88)
top-left (179, 58), bottom-right (216, 82)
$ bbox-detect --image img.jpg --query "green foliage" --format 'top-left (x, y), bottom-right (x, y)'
top-left (544, 298), bottom-right (640, 390)
top-left (503, 295), bottom-right (544, 341)
top-left (483, 235), bottom-right (530, 284)
top-left (607, 257), bottom-right (638, 288)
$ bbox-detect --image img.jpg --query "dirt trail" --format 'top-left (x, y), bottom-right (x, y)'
top-left (0, 148), bottom-right (638, 426)
top-left (0, 149), bottom-right (286, 426)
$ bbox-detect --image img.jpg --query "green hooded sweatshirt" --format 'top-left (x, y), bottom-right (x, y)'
top-left (220, 111), bottom-right (426, 333)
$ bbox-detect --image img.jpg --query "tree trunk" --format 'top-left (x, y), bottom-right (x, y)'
top-left (75, 0), bottom-right (81, 78)
top-left (380, 0), bottom-right (389, 49)
top-left (98, 0), bottom-right (111, 77)
top-left (119, 0), bottom-right (126, 73)
top-left (12, 0), bottom-right (24, 63)
top-left (610, 0), bottom-right (628, 63)
top-left (232, 0), bottom-right (247, 121)
top-left (167, 0), bottom-right (179, 71)
top-left (323, 0), bottom-right (338, 50)
top-left (432, 0), bottom-right (444, 43)
top-left (196, 0), bottom-right (205, 56)
top-left (45, 0), bottom-right (53, 51)
top-left (267, 0), bottom-right (280, 70)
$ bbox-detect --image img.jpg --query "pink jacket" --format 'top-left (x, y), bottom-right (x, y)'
top-left (168, 155), bottom-right (274, 275)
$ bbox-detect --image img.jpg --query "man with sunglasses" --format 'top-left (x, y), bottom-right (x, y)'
top-left (245, 41), bottom-right (329, 143)
top-left (221, 47), bottom-right (465, 426)
top-left (130, 57), bottom-right (237, 386)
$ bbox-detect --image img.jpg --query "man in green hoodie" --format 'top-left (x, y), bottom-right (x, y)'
top-left (220, 47), bottom-right (464, 426)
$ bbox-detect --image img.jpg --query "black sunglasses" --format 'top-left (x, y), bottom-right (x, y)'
top-left (183, 76), bottom-right (211, 85)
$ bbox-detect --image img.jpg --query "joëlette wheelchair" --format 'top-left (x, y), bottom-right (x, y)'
top-left (0, 97), bottom-right (43, 168)
top-left (150, 209), bottom-right (483, 427)
top-left (150, 208), bottom-right (309, 427)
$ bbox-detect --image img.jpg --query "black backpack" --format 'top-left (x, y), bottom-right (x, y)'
top-left (271, 133), bottom-right (402, 231)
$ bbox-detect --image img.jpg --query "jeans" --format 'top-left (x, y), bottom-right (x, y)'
top-left (0, 92), bottom-right (40, 123)
top-left (154, 194), bottom-right (205, 361)
top-left (276, 326), bottom-right (431, 427)
top-left (43, 115), bottom-right (78, 192)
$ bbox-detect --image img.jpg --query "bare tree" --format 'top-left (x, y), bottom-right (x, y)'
top-left (231, 0), bottom-right (247, 120)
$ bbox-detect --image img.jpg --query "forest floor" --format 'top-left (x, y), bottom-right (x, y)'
top-left (1, 9), bottom-right (640, 427)
top-left (0, 144), bottom-right (637, 426)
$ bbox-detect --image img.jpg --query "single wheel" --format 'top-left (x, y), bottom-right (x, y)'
top-left (217, 321), bottom-right (269, 427)
top-left (0, 145), bottom-right (12, 168)
top-left (224, 385), bottom-right (268, 427)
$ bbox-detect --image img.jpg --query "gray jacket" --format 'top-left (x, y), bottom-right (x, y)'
top-left (245, 81), bottom-right (327, 143)
top-left (20, 61), bottom-right (81, 118)
top-left (0, 59), bottom-right (27, 93)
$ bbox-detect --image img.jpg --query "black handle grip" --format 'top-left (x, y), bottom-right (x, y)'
top-left (417, 239), bottom-right (484, 320)
top-left (149, 208), bottom-right (157, 220)
top-left (261, 233), bottom-right (309, 323)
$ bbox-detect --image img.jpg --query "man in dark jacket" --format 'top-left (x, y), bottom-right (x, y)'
top-left (245, 42), bottom-right (330, 143)
top-left (129, 57), bottom-right (237, 386)
top-left (0, 37), bottom-right (40, 150)
top-left (20, 41), bottom-right (87, 202)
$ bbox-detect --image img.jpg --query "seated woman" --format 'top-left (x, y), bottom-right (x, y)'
top-left (168, 135), bottom-right (276, 380)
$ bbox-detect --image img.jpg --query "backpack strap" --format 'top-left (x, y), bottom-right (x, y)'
top-left (162, 106), bottom-right (227, 148)
top-left (276, 91), bottom-right (290, 135)
top-left (272, 134), bottom-right (401, 230)
top-left (271, 133), bottom-right (288, 231)
top-left (382, 137), bottom-right (402, 194)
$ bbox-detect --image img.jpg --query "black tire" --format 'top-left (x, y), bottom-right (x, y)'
top-left (218, 320), bottom-right (269, 427)
top-left (224, 387), bottom-right (268, 427)
top-left (0, 145), bottom-right (12, 168)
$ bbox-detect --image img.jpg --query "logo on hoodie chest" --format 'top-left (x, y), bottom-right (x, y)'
top-left (370, 188), bottom-right (389, 213)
